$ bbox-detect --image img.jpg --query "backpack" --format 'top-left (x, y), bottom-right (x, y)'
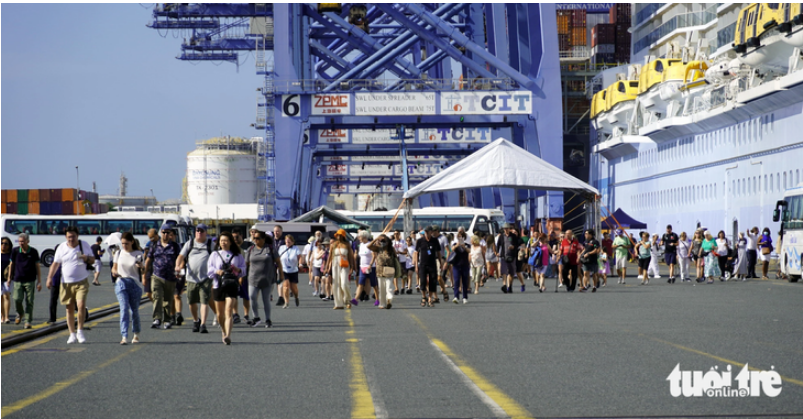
top-left (217, 251), bottom-right (239, 288)
top-left (529, 246), bottom-right (543, 268)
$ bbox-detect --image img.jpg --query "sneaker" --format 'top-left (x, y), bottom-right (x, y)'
top-left (462, 298), bottom-right (468, 304)
top-left (521, 285), bottom-right (525, 293)
top-left (244, 315), bottom-right (250, 324)
top-left (211, 318), bottom-right (218, 327)
top-left (309, 280), bottom-right (313, 286)
top-left (233, 314), bottom-right (241, 324)
top-left (394, 290), bottom-right (399, 296)
top-left (162, 321), bottom-right (172, 329)
top-left (327, 295), bottom-right (334, 301)
top-left (637, 275), bottom-right (644, 280)
top-left (312, 291), bottom-right (318, 297)
top-left (592, 287), bottom-right (597, 293)
top-left (200, 325), bottom-right (208, 334)
top-left (24, 322), bottom-right (32, 329)
top-left (653, 275), bottom-right (661, 279)
top-left (265, 319), bottom-right (273, 328)
top-left (76, 329), bottom-right (86, 344)
top-left (319, 294), bottom-right (327, 300)
top-left (176, 313), bottom-right (184, 326)
top-left (501, 285), bottom-right (508, 294)
top-left (192, 320), bottom-right (200, 332)
top-left (67, 333), bottom-right (77, 344)
top-left (374, 300), bottom-right (380, 307)
top-left (558, 283), bottom-right (564, 288)
top-left (251, 317), bottom-right (263, 327)
top-left (350, 298), bottom-right (359, 307)
top-left (132, 334), bottom-right (140, 343)
top-left (151, 319), bottom-right (161, 329)
top-left (406, 288), bottom-right (413, 295)
top-left (295, 297), bottom-right (300, 307)
top-left (276, 296), bottom-right (285, 306)
top-left (453, 297), bottom-right (459, 304)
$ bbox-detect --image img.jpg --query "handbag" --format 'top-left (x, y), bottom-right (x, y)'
top-left (380, 266), bottom-right (395, 277)
top-left (561, 255), bottom-right (570, 265)
top-left (446, 251), bottom-right (456, 264)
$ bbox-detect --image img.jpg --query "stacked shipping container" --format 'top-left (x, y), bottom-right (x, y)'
top-left (557, 9), bottom-right (587, 54)
top-left (589, 4), bottom-right (632, 65)
top-left (1, 189), bottom-right (103, 215)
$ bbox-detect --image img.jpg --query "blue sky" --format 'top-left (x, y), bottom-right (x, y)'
top-left (1, 3), bottom-right (261, 200)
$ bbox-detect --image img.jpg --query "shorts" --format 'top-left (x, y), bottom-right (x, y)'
top-left (283, 272), bottom-right (299, 284)
top-left (638, 257), bottom-right (651, 270)
top-left (187, 280), bottom-right (211, 305)
top-left (664, 253), bottom-right (677, 265)
top-left (358, 267), bottom-right (378, 287)
top-left (583, 262), bottom-right (598, 273)
top-left (238, 279), bottom-right (249, 299)
top-left (501, 259), bottom-right (517, 276)
top-left (1, 281), bottom-right (11, 294)
top-left (312, 267), bottom-right (323, 278)
top-left (534, 265), bottom-right (548, 275)
top-left (174, 277), bottom-right (186, 295)
top-left (615, 255), bottom-right (628, 270)
top-left (213, 280), bottom-right (239, 302)
top-left (60, 278), bottom-right (89, 305)
top-left (758, 252), bottom-right (771, 262)
top-left (92, 260), bottom-right (102, 273)
top-left (515, 260), bottom-right (524, 272)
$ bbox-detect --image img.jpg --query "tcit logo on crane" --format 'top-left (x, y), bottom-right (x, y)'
top-left (441, 91), bottom-right (532, 114)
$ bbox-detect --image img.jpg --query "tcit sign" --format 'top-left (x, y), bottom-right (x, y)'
top-left (441, 91), bottom-right (532, 115)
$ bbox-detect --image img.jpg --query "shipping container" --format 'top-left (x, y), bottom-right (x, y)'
top-left (609, 3), bottom-right (632, 25)
top-left (50, 189), bottom-right (62, 202)
top-left (592, 24), bottom-right (616, 47)
top-left (1, 190), bottom-right (6, 204)
top-left (7, 190), bottom-right (18, 203)
top-left (17, 203), bottom-right (28, 215)
top-left (559, 34), bottom-right (571, 51)
top-left (100, 203), bottom-right (109, 214)
top-left (62, 188), bottom-right (75, 201)
top-left (571, 9), bottom-right (586, 28)
top-left (1, 203), bottom-right (6, 214)
top-left (88, 192), bottom-right (98, 203)
top-left (592, 44), bottom-right (616, 55)
top-left (38, 189), bottom-right (51, 202)
top-left (29, 189), bottom-right (39, 202)
top-left (557, 14), bottom-right (570, 35)
top-left (43, 202), bottom-right (56, 215)
top-left (18, 189), bottom-right (29, 202)
top-left (7, 203), bottom-right (16, 214)
top-left (593, 53), bottom-right (616, 64)
top-left (29, 202), bottom-right (40, 215)
top-left (62, 201), bottom-right (74, 215)
top-left (571, 27), bottom-right (587, 46)
top-left (78, 190), bottom-right (87, 200)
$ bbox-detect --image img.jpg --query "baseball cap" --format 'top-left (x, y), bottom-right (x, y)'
top-left (616, 229), bottom-right (624, 236)
top-left (250, 224), bottom-right (260, 231)
top-left (424, 225), bottom-right (434, 232)
top-left (160, 223), bottom-right (174, 232)
top-left (195, 223), bottom-right (208, 232)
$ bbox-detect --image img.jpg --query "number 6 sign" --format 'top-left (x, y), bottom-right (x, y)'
top-left (281, 94), bottom-right (300, 117)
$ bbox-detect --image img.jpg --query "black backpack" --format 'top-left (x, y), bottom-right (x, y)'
top-left (217, 251), bottom-right (239, 288)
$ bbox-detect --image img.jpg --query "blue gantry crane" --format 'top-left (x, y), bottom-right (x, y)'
top-left (149, 3), bottom-right (564, 224)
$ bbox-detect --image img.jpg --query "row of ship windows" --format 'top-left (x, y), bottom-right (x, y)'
top-left (631, 114), bottom-right (775, 169)
top-left (731, 170), bottom-right (802, 197)
top-left (631, 170), bottom-right (801, 210)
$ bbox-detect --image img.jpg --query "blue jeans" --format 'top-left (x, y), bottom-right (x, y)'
top-left (452, 265), bottom-right (470, 299)
top-left (115, 277), bottom-right (143, 339)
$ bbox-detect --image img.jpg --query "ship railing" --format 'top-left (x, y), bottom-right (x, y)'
top-left (271, 78), bottom-right (520, 93)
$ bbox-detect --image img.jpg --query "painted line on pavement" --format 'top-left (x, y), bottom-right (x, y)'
top-left (1, 314), bottom-right (121, 357)
top-left (642, 334), bottom-right (803, 387)
top-left (361, 355), bottom-right (389, 419)
top-left (409, 314), bottom-right (533, 419)
top-left (1, 302), bottom-right (120, 339)
top-left (1, 344), bottom-right (143, 417)
top-left (344, 310), bottom-right (377, 419)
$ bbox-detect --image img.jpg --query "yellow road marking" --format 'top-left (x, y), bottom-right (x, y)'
top-left (1, 302), bottom-right (120, 339)
top-left (344, 310), bottom-right (376, 419)
top-left (1, 344), bottom-right (143, 417)
top-left (2, 314), bottom-right (120, 357)
top-left (410, 314), bottom-right (533, 419)
top-left (642, 334), bottom-right (803, 387)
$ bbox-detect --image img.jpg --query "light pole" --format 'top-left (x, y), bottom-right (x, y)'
top-left (75, 166), bottom-right (79, 192)
top-left (150, 189), bottom-right (155, 206)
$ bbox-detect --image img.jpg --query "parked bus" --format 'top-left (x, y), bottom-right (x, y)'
top-left (337, 207), bottom-right (505, 238)
top-left (774, 183), bottom-right (803, 282)
top-left (1, 213), bottom-right (193, 266)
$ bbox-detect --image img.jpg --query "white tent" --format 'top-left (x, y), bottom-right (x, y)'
top-left (403, 138), bottom-right (599, 199)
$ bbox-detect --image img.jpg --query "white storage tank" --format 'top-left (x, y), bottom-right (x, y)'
top-left (186, 137), bottom-right (258, 205)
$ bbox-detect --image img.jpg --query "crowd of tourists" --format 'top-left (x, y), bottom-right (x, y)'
top-left (0, 221), bottom-right (780, 345)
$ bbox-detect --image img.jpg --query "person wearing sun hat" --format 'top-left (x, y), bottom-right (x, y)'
top-left (324, 229), bottom-right (354, 309)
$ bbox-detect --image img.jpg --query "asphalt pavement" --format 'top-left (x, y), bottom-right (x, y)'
top-left (2, 264), bottom-right (802, 419)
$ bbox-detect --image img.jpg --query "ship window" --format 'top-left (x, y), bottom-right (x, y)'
top-left (618, 82), bottom-right (626, 93)
top-left (784, 172), bottom-right (788, 190)
top-left (765, 175), bottom-right (768, 192)
top-left (655, 61), bottom-right (664, 73)
top-left (732, 180), bottom-right (735, 195)
top-left (796, 169), bottom-right (800, 186)
top-left (767, 4), bottom-right (779, 11)
top-left (629, 82), bottom-right (638, 88)
top-left (770, 174), bottom-right (774, 192)
top-left (777, 173), bottom-right (781, 191)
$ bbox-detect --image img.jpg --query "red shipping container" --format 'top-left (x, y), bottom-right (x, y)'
top-left (1, 190), bottom-right (6, 204)
top-left (1, 202), bottom-right (6, 214)
top-left (62, 201), bottom-right (74, 215)
top-left (592, 24), bottom-right (616, 47)
top-left (39, 189), bottom-right (51, 202)
top-left (609, 3), bottom-right (632, 25)
top-left (571, 9), bottom-right (586, 27)
top-left (50, 189), bottom-right (62, 202)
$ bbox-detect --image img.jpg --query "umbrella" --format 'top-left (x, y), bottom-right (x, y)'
top-left (103, 232), bottom-right (122, 249)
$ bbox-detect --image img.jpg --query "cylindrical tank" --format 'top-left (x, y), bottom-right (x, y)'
top-left (186, 137), bottom-right (257, 205)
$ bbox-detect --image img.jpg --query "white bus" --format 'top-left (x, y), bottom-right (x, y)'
top-left (775, 183), bottom-right (803, 282)
top-left (1, 212), bottom-right (194, 266)
top-left (337, 207), bottom-right (506, 238)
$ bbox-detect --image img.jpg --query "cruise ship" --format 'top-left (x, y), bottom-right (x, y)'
top-left (590, 3), bottom-right (803, 238)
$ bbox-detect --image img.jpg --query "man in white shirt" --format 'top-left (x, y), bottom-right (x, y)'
top-left (392, 230), bottom-right (408, 294)
top-left (432, 226), bottom-right (450, 298)
top-left (46, 226), bottom-right (95, 344)
top-left (176, 224), bottom-right (214, 333)
top-left (746, 227), bottom-right (759, 278)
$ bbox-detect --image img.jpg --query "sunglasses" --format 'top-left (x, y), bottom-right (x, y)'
top-left (196, 229), bottom-right (206, 233)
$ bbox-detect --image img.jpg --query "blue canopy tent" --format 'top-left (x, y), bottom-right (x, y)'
top-left (601, 208), bottom-right (647, 230)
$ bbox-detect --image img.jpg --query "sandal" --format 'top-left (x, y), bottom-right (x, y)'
top-left (427, 300), bottom-right (434, 308)
top-left (421, 298), bottom-right (427, 307)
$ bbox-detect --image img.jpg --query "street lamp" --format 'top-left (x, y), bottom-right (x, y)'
top-left (75, 166), bottom-right (79, 192)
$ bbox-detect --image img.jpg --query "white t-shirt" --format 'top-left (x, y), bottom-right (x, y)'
top-left (114, 249), bottom-right (144, 280)
top-left (312, 248), bottom-right (324, 268)
top-left (358, 243), bottom-right (374, 267)
top-left (393, 239), bottom-right (407, 263)
top-left (279, 245), bottom-right (301, 273)
top-left (715, 238), bottom-right (729, 256)
top-left (406, 247), bottom-right (415, 269)
top-left (746, 232), bottom-right (758, 251)
top-left (54, 240), bottom-right (93, 284)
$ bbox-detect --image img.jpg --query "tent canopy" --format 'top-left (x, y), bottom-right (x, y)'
top-left (289, 205), bottom-right (370, 229)
top-left (601, 208), bottom-right (647, 230)
top-left (403, 138), bottom-right (599, 199)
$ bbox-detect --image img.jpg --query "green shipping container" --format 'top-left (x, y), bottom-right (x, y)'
top-left (17, 189), bottom-right (29, 202)
top-left (17, 202), bottom-right (29, 215)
